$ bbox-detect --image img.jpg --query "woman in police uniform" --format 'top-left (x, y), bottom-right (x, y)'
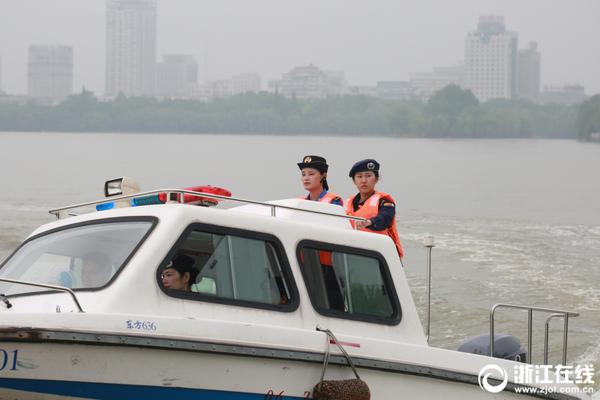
top-left (297, 155), bottom-right (345, 309)
top-left (346, 159), bottom-right (404, 259)
top-left (161, 253), bottom-right (198, 291)
top-left (297, 155), bottom-right (343, 206)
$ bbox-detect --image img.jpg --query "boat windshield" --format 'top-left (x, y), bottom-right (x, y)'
top-left (0, 220), bottom-right (153, 295)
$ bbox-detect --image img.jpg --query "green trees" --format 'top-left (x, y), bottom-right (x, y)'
top-left (422, 86), bottom-right (578, 138)
top-left (0, 88), bottom-right (585, 138)
top-left (426, 85), bottom-right (478, 116)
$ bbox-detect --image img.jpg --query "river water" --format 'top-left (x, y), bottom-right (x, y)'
top-left (1, 132), bottom-right (599, 391)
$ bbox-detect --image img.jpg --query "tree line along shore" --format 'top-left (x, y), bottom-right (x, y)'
top-left (1, 85), bottom-right (599, 140)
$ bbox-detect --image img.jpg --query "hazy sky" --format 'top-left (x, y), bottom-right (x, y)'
top-left (1, 0), bottom-right (599, 95)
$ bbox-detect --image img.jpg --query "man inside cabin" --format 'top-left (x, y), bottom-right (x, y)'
top-left (81, 252), bottom-right (114, 288)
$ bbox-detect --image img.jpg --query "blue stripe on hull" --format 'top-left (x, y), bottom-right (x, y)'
top-left (0, 378), bottom-right (305, 400)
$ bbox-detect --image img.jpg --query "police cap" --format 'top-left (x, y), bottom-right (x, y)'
top-left (297, 155), bottom-right (329, 173)
top-left (349, 158), bottom-right (380, 178)
top-left (164, 253), bottom-right (199, 284)
top-left (164, 253), bottom-right (195, 275)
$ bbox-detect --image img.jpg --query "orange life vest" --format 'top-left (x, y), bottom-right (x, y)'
top-left (298, 247), bottom-right (333, 267)
top-left (298, 191), bottom-right (339, 266)
top-left (345, 191), bottom-right (404, 259)
top-left (299, 191), bottom-right (340, 204)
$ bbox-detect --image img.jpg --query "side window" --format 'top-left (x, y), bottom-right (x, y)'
top-left (160, 226), bottom-right (297, 310)
top-left (297, 242), bottom-right (401, 325)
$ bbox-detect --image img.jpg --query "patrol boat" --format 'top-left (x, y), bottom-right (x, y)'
top-left (0, 178), bottom-right (590, 399)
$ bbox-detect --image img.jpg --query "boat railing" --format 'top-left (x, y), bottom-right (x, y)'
top-left (423, 236), bottom-right (434, 342)
top-left (0, 278), bottom-right (85, 312)
top-left (490, 303), bottom-right (579, 365)
top-left (48, 188), bottom-right (367, 225)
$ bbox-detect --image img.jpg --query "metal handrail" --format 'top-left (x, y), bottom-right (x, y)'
top-left (490, 303), bottom-right (578, 365)
top-left (0, 278), bottom-right (85, 312)
top-left (49, 189), bottom-right (366, 226)
top-left (544, 313), bottom-right (571, 365)
top-left (423, 236), bottom-right (435, 342)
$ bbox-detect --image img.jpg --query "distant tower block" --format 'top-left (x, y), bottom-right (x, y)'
top-left (465, 16), bottom-right (518, 101)
top-left (518, 42), bottom-right (541, 102)
top-left (27, 45), bottom-right (73, 102)
top-left (105, 0), bottom-right (157, 97)
top-left (157, 54), bottom-right (198, 98)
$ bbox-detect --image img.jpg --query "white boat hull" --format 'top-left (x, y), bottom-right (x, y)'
top-left (0, 340), bottom-right (553, 400)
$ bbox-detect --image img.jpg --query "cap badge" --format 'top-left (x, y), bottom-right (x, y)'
top-left (367, 162), bottom-right (375, 170)
top-left (304, 156), bottom-right (312, 163)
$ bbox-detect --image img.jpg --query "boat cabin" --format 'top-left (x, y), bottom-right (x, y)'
top-left (0, 187), bottom-right (426, 346)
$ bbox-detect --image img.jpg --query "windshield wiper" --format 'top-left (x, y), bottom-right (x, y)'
top-left (0, 294), bottom-right (12, 309)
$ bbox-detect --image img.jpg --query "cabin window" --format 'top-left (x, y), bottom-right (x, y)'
top-left (159, 225), bottom-right (297, 311)
top-left (297, 241), bottom-right (401, 325)
top-left (0, 218), bottom-right (155, 294)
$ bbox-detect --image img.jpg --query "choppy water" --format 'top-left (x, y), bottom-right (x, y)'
top-left (1, 132), bottom-right (599, 392)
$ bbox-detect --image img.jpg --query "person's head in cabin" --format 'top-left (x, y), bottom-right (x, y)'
top-left (81, 252), bottom-right (113, 288)
top-left (161, 253), bottom-right (197, 291)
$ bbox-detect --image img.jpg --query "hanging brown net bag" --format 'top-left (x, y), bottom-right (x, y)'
top-left (312, 327), bottom-right (371, 400)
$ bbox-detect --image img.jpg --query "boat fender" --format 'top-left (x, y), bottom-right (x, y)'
top-left (313, 328), bottom-right (371, 400)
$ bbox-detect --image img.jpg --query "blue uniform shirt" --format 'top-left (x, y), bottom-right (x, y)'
top-left (306, 190), bottom-right (343, 206)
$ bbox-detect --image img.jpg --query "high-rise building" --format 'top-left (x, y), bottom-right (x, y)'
top-left (518, 42), bottom-right (541, 102)
top-left (105, 0), bottom-right (157, 97)
top-left (157, 54), bottom-right (198, 98)
top-left (27, 45), bottom-right (73, 102)
top-left (232, 73), bottom-right (261, 95)
top-left (465, 16), bottom-right (518, 101)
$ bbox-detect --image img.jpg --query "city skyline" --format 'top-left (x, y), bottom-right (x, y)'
top-left (1, 0), bottom-right (599, 96)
